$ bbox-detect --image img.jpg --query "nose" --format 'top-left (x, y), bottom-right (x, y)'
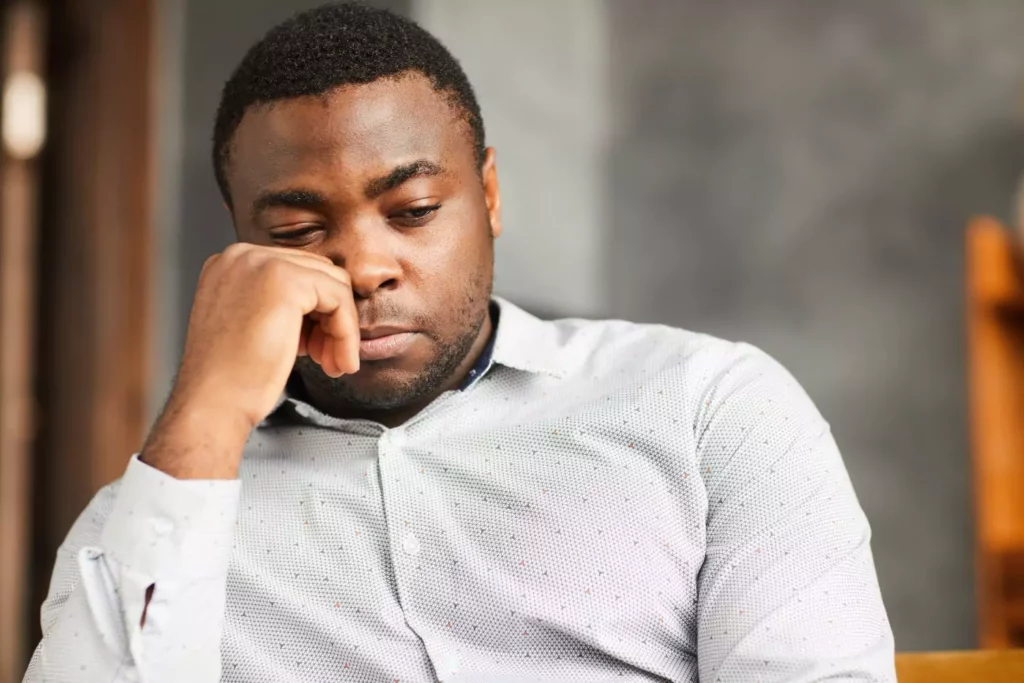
top-left (325, 226), bottom-right (402, 300)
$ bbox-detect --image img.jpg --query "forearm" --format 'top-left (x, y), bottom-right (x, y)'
top-left (140, 391), bottom-right (252, 480)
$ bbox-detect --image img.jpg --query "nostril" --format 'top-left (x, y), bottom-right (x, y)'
top-left (354, 278), bottom-right (398, 298)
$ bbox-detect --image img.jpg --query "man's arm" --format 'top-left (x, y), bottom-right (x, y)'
top-left (23, 456), bottom-right (240, 683)
top-left (23, 244), bottom-right (360, 681)
top-left (694, 344), bottom-right (895, 682)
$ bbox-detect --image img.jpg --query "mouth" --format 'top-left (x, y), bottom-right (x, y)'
top-left (358, 326), bottom-right (418, 362)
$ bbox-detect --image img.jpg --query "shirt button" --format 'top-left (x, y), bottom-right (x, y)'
top-left (151, 518), bottom-right (173, 536)
top-left (402, 531), bottom-right (421, 556)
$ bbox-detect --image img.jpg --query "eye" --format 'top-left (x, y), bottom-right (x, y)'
top-left (268, 224), bottom-right (321, 247)
top-left (390, 203), bottom-right (441, 227)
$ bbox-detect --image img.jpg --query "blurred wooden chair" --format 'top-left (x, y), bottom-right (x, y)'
top-left (896, 649), bottom-right (1024, 682)
top-left (967, 216), bottom-right (1024, 646)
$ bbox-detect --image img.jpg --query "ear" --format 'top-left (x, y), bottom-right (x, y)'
top-left (481, 147), bottom-right (502, 239)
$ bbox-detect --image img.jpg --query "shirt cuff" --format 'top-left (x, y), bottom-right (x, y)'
top-left (100, 455), bottom-right (241, 580)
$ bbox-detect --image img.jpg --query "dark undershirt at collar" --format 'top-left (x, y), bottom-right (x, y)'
top-left (457, 301), bottom-right (499, 391)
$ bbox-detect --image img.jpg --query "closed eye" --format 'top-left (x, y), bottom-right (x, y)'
top-left (269, 224), bottom-right (321, 246)
top-left (390, 203), bottom-right (441, 227)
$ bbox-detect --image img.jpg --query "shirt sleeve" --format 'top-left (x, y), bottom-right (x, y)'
top-left (23, 455), bottom-right (241, 683)
top-left (693, 344), bottom-right (896, 682)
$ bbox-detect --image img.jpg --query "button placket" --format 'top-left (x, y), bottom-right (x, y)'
top-left (378, 424), bottom-right (462, 679)
top-left (378, 428), bottom-right (421, 566)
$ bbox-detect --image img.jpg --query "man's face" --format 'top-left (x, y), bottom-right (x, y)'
top-left (224, 72), bottom-right (501, 413)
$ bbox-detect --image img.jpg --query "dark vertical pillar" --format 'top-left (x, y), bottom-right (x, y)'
top-left (32, 0), bottom-right (155, 653)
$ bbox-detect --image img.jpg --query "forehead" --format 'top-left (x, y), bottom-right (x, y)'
top-left (226, 73), bottom-right (474, 196)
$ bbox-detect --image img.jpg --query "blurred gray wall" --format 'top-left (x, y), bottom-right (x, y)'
top-left (159, 0), bottom-right (1024, 650)
top-left (602, 1), bottom-right (1024, 649)
top-left (418, 0), bottom-right (609, 316)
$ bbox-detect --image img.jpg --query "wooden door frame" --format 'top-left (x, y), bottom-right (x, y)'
top-left (10, 0), bottom-right (157, 674)
top-left (0, 3), bottom-right (44, 680)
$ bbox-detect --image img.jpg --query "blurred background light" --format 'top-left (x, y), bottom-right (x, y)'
top-left (2, 70), bottom-right (45, 160)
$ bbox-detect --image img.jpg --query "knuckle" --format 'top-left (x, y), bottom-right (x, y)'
top-left (199, 252), bottom-right (221, 274)
top-left (331, 272), bottom-right (352, 291)
top-left (260, 257), bottom-right (292, 284)
top-left (221, 242), bottom-right (252, 260)
top-left (306, 251), bottom-right (333, 264)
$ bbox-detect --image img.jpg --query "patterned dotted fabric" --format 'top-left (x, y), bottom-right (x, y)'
top-left (26, 298), bottom-right (895, 682)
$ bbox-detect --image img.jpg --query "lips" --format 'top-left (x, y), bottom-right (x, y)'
top-left (358, 326), bottom-right (418, 361)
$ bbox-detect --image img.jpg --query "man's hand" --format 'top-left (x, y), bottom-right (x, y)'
top-left (141, 244), bottom-right (360, 479)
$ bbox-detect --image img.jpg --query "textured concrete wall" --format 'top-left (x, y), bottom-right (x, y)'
top-left (607, 0), bottom-right (1024, 648)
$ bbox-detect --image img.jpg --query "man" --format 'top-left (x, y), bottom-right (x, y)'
top-left (25, 3), bottom-right (895, 682)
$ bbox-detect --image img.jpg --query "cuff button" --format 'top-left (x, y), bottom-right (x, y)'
top-left (152, 518), bottom-right (174, 536)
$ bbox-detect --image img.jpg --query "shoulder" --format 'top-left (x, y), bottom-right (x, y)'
top-left (500, 300), bottom-right (819, 436)
top-left (542, 313), bottom-right (735, 375)
top-left (545, 313), bottom-right (793, 404)
top-left (549, 313), bottom-right (824, 441)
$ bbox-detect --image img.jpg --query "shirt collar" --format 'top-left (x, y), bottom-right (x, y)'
top-left (488, 296), bottom-right (568, 379)
top-left (261, 297), bottom-right (568, 426)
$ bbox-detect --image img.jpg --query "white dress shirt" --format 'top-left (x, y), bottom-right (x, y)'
top-left (24, 298), bottom-right (895, 682)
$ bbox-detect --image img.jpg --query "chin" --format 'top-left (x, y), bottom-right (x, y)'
top-left (295, 321), bottom-right (481, 414)
top-left (296, 353), bottom-right (446, 412)
top-left (347, 362), bottom-right (422, 392)
top-left (354, 346), bottom-right (433, 383)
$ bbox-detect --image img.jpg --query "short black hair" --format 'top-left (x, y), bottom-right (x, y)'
top-left (212, 1), bottom-right (485, 206)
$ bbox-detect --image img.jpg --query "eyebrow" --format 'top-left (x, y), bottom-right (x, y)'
top-left (249, 160), bottom-right (445, 219)
top-left (251, 188), bottom-right (328, 220)
top-left (364, 160), bottom-right (444, 199)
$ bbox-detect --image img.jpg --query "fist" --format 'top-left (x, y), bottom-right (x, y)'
top-left (172, 243), bottom-right (360, 431)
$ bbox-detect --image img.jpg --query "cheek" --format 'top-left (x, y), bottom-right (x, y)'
top-left (409, 203), bottom-right (492, 287)
top-left (404, 225), bottom-right (491, 326)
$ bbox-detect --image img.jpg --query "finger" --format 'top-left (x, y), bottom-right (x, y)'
top-left (250, 244), bottom-right (335, 265)
top-left (230, 242), bottom-right (336, 268)
top-left (316, 310), bottom-right (358, 375)
top-left (320, 339), bottom-right (340, 377)
top-left (296, 271), bottom-right (359, 374)
top-left (307, 323), bottom-right (326, 369)
top-left (297, 317), bottom-right (315, 357)
top-left (286, 267), bottom-right (360, 375)
top-left (291, 268), bottom-right (352, 313)
top-left (308, 318), bottom-right (345, 378)
top-left (323, 290), bottom-right (360, 374)
top-left (262, 250), bottom-right (352, 287)
top-left (320, 330), bottom-right (345, 378)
